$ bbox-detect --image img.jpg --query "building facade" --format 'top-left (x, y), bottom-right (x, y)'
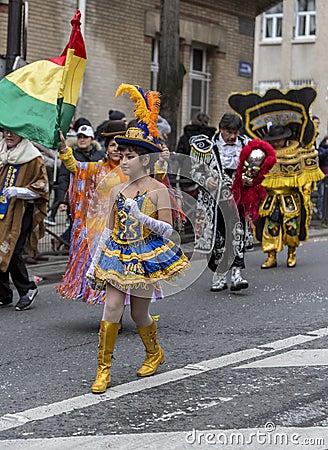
top-left (0, 0), bottom-right (278, 142)
top-left (254, 0), bottom-right (327, 137)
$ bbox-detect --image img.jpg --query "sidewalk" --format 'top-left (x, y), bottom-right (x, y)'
top-left (27, 221), bottom-right (328, 286)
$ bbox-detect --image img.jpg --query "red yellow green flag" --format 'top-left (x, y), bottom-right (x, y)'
top-left (0, 10), bottom-right (86, 149)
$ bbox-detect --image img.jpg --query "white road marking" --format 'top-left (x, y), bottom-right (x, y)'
top-left (1, 327), bottom-right (328, 433)
top-left (1, 426), bottom-right (328, 449)
top-left (237, 349), bottom-right (328, 368)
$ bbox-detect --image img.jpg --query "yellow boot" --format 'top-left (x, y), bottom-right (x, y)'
top-left (137, 321), bottom-right (164, 377)
top-left (261, 250), bottom-right (277, 269)
top-left (91, 321), bottom-right (119, 394)
top-left (287, 246), bottom-right (296, 268)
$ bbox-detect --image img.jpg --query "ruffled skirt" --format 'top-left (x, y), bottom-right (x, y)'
top-left (89, 234), bottom-right (189, 291)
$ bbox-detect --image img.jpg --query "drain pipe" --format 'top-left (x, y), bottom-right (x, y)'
top-left (5, 0), bottom-right (23, 74)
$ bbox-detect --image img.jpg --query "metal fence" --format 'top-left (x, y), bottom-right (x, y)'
top-left (36, 186), bottom-right (70, 256)
top-left (37, 209), bottom-right (70, 255)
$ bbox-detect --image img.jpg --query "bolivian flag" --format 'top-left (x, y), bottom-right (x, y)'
top-left (0, 10), bottom-right (86, 149)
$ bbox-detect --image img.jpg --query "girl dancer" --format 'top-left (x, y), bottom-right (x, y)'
top-left (87, 84), bottom-right (189, 393)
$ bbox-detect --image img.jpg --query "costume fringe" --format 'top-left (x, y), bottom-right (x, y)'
top-left (91, 259), bottom-right (190, 292)
top-left (189, 136), bottom-right (213, 165)
top-left (57, 224), bottom-right (164, 305)
top-left (56, 224), bottom-right (105, 304)
top-left (57, 226), bottom-right (164, 305)
top-left (262, 168), bottom-right (324, 190)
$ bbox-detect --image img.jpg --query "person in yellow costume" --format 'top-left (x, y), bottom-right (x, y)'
top-left (227, 86), bottom-right (325, 269)
top-left (257, 124), bottom-right (324, 268)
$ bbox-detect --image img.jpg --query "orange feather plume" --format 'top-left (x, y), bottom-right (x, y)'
top-left (145, 90), bottom-right (161, 139)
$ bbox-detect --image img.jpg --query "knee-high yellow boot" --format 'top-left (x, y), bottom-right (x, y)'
top-left (91, 321), bottom-right (119, 394)
top-left (137, 321), bottom-right (164, 377)
top-left (287, 246), bottom-right (296, 268)
top-left (261, 250), bottom-right (277, 269)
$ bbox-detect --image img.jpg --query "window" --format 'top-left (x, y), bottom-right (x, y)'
top-left (256, 80), bottom-right (282, 95)
top-left (289, 79), bottom-right (315, 88)
top-left (295, 0), bottom-right (316, 38)
top-left (262, 3), bottom-right (283, 40)
top-left (189, 48), bottom-right (211, 120)
top-left (150, 38), bottom-right (159, 90)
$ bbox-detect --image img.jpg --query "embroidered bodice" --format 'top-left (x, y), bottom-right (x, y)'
top-left (112, 191), bottom-right (157, 243)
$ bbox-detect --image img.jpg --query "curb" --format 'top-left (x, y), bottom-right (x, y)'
top-left (28, 256), bottom-right (69, 286)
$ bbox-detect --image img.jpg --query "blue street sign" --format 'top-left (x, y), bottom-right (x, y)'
top-left (238, 60), bottom-right (252, 77)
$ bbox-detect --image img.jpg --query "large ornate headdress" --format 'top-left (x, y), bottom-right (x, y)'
top-left (228, 87), bottom-right (317, 149)
top-left (114, 84), bottom-right (163, 153)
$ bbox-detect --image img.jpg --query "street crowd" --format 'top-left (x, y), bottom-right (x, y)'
top-left (0, 80), bottom-right (325, 393)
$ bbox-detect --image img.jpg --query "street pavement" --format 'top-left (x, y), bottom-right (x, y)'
top-left (0, 225), bottom-right (328, 449)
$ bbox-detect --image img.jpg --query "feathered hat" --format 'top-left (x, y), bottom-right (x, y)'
top-left (114, 84), bottom-right (163, 153)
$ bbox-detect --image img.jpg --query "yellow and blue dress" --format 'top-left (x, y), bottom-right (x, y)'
top-left (90, 190), bottom-right (189, 291)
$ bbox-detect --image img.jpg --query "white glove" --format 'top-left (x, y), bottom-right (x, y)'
top-left (3, 186), bottom-right (41, 200)
top-left (124, 198), bottom-right (143, 220)
top-left (124, 198), bottom-right (173, 238)
top-left (3, 187), bottom-right (18, 198)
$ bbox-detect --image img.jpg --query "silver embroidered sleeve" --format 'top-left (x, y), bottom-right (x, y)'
top-left (190, 159), bottom-right (208, 188)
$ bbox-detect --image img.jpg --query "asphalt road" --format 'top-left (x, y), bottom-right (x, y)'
top-left (1, 235), bottom-right (328, 449)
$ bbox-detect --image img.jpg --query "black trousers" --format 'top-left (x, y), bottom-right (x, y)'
top-left (0, 204), bottom-right (37, 300)
top-left (208, 207), bottom-right (245, 272)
